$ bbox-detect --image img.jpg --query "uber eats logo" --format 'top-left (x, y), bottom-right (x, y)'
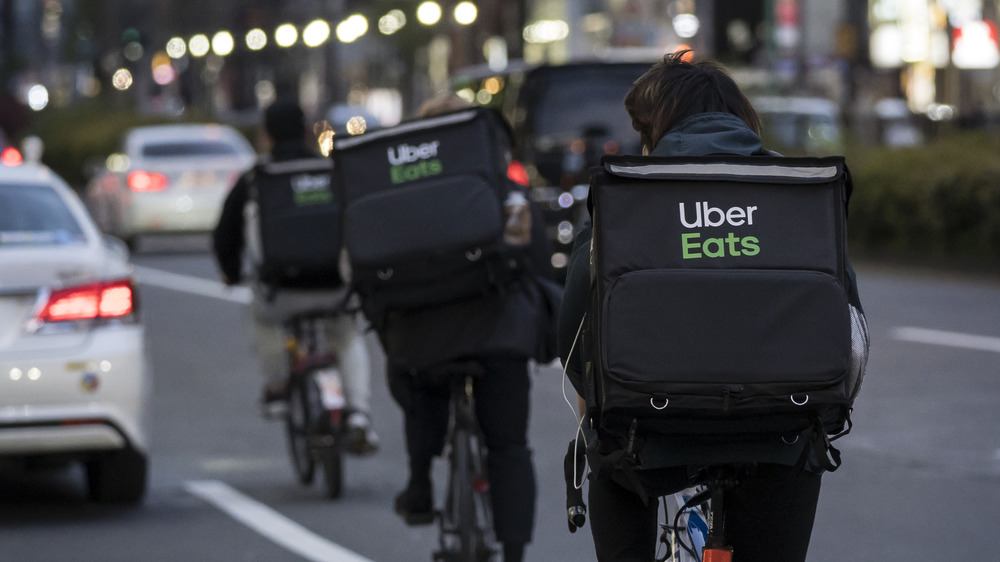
top-left (291, 174), bottom-right (332, 205)
top-left (387, 140), bottom-right (443, 184)
top-left (678, 201), bottom-right (760, 259)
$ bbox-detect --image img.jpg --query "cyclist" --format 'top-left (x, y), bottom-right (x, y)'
top-left (374, 93), bottom-right (556, 562)
top-left (212, 98), bottom-right (379, 454)
top-left (557, 51), bottom-right (864, 561)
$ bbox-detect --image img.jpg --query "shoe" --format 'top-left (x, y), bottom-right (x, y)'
top-left (345, 412), bottom-right (380, 455)
top-left (260, 382), bottom-right (288, 420)
top-left (394, 483), bottom-right (435, 526)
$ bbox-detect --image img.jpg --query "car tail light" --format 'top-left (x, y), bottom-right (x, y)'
top-left (1, 146), bottom-right (23, 166)
top-left (127, 170), bottom-right (168, 192)
top-left (507, 160), bottom-right (530, 187)
top-left (38, 279), bottom-right (137, 323)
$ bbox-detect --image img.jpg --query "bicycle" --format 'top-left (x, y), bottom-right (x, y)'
top-left (283, 311), bottom-right (349, 499)
top-left (563, 436), bottom-right (738, 562)
top-left (427, 361), bottom-right (499, 562)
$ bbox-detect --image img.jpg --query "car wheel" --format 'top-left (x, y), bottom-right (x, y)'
top-left (86, 448), bottom-right (148, 505)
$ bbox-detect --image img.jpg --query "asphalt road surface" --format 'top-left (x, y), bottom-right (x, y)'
top-left (1, 236), bottom-right (998, 561)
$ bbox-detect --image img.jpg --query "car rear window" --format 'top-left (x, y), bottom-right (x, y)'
top-left (528, 66), bottom-right (646, 149)
top-left (0, 184), bottom-right (86, 246)
top-left (142, 141), bottom-right (243, 158)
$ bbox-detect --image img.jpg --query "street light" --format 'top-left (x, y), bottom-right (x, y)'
top-left (379, 9), bottom-right (406, 35)
top-left (303, 19), bottom-right (331, 47)
top-left (246, 28), bottom-right (267, 51)
top-left (523, 20), bottom-right (569, 44)
top-left (112, 68), bottom-right (133, 90)
top-left (275, 23), bottom-right (298, 47)
top-left (336, 14), bottom-right (368, 43)
top-left (417, 2), bottom-right (442, 26)
top-left (189, 34), bottom-right (210, 57)
top-left (166, 37), bottom-right (187, 59)
top-left (212, 31), bottom-right (234, 56)
top-left (454, 2), bottom-right (477, 25)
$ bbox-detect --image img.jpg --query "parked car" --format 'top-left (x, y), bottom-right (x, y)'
top-left (453, 60), bottom-right (652, 280)
top-left (0, 158), bottom-right (149, 503)
top-left (85, 123), bottom-right (256, 249)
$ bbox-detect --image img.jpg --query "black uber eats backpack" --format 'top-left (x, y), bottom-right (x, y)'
top-left (584, 154), bottom-right (868, 473)
top-left (252, 157), bottom-right (344, 289)
top-left (332, 107), bottom-right (517, 326)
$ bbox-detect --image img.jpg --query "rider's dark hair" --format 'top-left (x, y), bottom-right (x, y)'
top-left (624, 50), bottom-right (761, 152)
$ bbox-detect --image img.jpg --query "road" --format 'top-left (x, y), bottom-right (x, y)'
top-left (1, 236), bottom-right (998, 561)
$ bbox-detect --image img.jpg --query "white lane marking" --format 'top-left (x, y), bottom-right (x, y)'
top-left (133, 265), bottom-right (251, 304)
top-left (184, 480), bottom-right (373, 562)
top-left (891, 327), bottom-right (1000, 354)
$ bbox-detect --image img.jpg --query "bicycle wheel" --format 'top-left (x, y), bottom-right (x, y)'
top-left (467, 432), bottom-right (496, 562)
top-left (320, 437), bottom-right (344, 499)
top-left (436, 426), bottom-right (474, 561)
top-left (454, 427), bottom-right (477, 560)
top-left (285, 373), bottom-right (315, 485)
top-left (439, 427), bottom-right (496, 562)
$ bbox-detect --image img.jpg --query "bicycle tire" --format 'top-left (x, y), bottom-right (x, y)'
top-left (285, 373), bottom-right (315, 485)
top-left (468, 433), bottom-right (496, 562)
top-left (454, 427), bottom-right (477, 561)
top-left (321, 441), bottom-right (344, 499)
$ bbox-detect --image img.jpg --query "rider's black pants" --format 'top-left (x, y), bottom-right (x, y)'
top-left (588, 463), bottom-right (822, 562)
top-left (387, 355), bottom-right (537, 545)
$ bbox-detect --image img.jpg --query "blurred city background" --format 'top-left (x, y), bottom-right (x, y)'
top-left (2, 0), bottom-right (999, 266)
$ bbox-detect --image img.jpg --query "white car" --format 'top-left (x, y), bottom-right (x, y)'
top-left (85, 123), bottom-right (256, 249)
top-left (0, 160), bottom-right (149, 504)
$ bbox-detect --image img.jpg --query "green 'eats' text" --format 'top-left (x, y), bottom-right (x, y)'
top-left (681, 232), bottom-right (760, 259)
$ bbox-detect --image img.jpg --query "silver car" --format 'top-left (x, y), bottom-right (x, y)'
top-left (86, 123), bottom-right (255, 249)
top-left (1, 160), bottom-right (149, 504)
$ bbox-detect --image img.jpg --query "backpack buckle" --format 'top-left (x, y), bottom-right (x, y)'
top-left (650, 396), bottom-right (669, 410)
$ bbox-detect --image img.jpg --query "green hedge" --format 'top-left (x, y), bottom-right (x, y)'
top-left (844, 133), bottom-right (1000, 265)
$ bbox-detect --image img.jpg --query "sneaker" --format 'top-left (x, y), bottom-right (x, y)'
top-left (394, 483), bottom-right (435, 526)
top-left (260, 383), bottom-right (288, 420)
top-left (345, 412), bottom-right (380, 455)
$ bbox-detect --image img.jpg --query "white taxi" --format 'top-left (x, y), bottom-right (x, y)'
top-left (0, 156), bottom-right (149, 504)
top-left (85, 123), bottom-right (256, 249)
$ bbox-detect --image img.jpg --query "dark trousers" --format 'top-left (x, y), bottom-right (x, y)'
top-left (589, 463), bottom-right (822, 562)
top-left (387, 356), bottom-right (537, 544)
